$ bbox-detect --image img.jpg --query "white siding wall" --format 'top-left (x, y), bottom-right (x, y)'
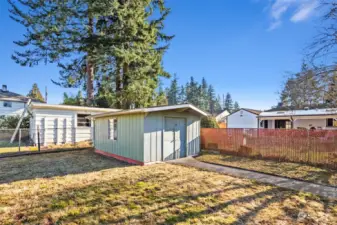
top-left (0, 101), bottom-right (25, 116)
top-left (262, 119), bottom-right (337, 130)
top-left (294, 119), bottom-right (326, 129)
top-left (31, 109), bottom-right (97, 145)
top-left (227, 110), bottom-right (259, 128)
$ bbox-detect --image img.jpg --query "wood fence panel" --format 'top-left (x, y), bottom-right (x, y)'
top-left (201, 128), bottom-right (337, 169)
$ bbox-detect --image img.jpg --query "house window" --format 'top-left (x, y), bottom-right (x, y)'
top-left (275, 120), bottom-right (291, 129)
top-left (260, 120), bottom-right (268, 128)
top-left (326, 118), bottom-right (337, 127)
top-left (108, 119), bottom-right (118, 140)
top-left (77, 114), bottom-right (91, 127)
top-left (3, 101), bottom-right (12, 108)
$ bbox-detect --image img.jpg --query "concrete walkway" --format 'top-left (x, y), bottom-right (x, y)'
top-left (169, 157), bottom-right (337, 199)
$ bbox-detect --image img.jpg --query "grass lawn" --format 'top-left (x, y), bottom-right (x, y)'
top-left (196, 151), bottom-right (337, 187)
top-left (0, 150), bottom-right (336, 224)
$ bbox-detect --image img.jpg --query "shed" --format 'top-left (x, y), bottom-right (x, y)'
top-left (90, 104), bottom-right (207, 165)
top-left (29, 103), bottom-right (119, 145)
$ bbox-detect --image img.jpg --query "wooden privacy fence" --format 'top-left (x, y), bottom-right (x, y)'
top-left (201, 128), bottom-right (337, 169)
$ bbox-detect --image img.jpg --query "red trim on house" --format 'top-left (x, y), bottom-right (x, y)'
top-left (95, 149), bottom-right (144, 166)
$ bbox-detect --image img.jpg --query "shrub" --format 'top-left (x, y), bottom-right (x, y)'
top-left (0, 115), bottom-right (30, 129)
top-left (201, 116), bottom-right (219, 128)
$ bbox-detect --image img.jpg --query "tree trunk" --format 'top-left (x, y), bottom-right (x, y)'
top-left (122, 62), bottom-right (129, 109)
top-left (115, 59), bottom-right (122, 109)
top-left (86, 59), bottom-right (94, 106)
top-left (86, 17), bottom-right (94, 106)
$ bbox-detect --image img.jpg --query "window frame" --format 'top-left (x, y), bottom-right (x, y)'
top-left (77, 114), bottom-right (91, 127)
top-left (108, 118), bottom-right (118, 141)
top-left (326, 118), bottom-right (337, 127)
top-left (3, 101), bottom-right (12, 108)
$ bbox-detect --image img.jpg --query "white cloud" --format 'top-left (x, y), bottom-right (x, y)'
top-left (266, 0), bottom-right (318, 30)
top-left (291, 0), bottom-right (318, 22)
top-left (268, 20), bottom-right (282, 31)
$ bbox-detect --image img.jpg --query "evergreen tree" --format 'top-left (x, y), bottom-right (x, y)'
top-left (186, 77), bottom-right (199, 106)
top-left (99, 0), bottom-right (173, 109)
top-left (95, 75), bottom-right (116, 108)
top-left (27, 83), bottom-right (45, 102)
top-left (167, 74), bottom-right (178, 105)
top-left (224, 93), bottom-right (234, 112)
top-left (155, 84), bottom-right (168, 106)
top-left (278, 62), bottom-right (325, 109)
top-left (208, 85), bottom-right (216, 114)
top-left (63, 91), bottom-right (85, 106)
top-left (177, 85), bottom-right (186, 104)
top-left (199, 77), bottom-right (209, 111)
top-left (9, 0), bottom-right (173, 108)
top-left (324, 71), bottom-right (337, 107)
top-left (8, 0), bottom-right (103, 105)
top-left (234, 101), bottom-right (240, 111)
top-left (214, 95), bottom-right (222, 113)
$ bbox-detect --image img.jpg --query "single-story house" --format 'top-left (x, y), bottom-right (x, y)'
top-left (258, 108), bottom-right (337, 130)
top-left (29, 103), bottom-right (120, 145)
top-left (227, 108), bottom-right (262, 128)
top-left (0, 85), bottom-right (43, 117)
top-left (89, 104), bottom-right (207, 165)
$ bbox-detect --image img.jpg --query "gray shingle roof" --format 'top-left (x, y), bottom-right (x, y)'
top-left (0, 90), bottom-right (44, 103)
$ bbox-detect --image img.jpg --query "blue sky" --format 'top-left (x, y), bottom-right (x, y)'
top-left (0, 0), bottom-right (321, 109)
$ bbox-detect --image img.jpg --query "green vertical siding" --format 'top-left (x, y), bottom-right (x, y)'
top-left (94, 113), bottom-right (144, 162)
top-left (144, 111), bottom-right (201, 163)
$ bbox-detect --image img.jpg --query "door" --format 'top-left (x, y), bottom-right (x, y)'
top-left (163, 117), bottom-right (186, 160)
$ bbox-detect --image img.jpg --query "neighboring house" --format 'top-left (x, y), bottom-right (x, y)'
top-left (90, 104), bottom-right (207, 165)
top-left (215, 109), bottom-right (230, 122)
top-left (29, 103), bottom-right (120, 145)
top-left (215, 109), bottom-right (230, 128)
top-left (258, 108), bottom-right (337, 130)
top-left (0, 85), bottom-right (43, 117)
top-left (227, 108), bottom-right (262, 128)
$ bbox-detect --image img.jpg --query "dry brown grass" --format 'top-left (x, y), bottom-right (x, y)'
top-left (0, 150), bottom-right (336, 224)
top-left (197, 151), bottom-right (337, 186)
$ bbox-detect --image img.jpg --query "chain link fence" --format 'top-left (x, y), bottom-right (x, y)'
top-left (0, 128), bottom-right (93, 156)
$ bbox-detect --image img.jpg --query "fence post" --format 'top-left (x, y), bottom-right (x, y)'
top-left (37, 125), bottom-right (41, 152)
top-left (18, 129), bottom-right (21, 152)
top-left (307, 129), bottom-right (310, 163)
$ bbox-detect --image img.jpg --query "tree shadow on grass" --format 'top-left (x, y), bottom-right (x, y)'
top-left (4, 167), bottom-right (335, 225)
top-left (0, 149), bottom-right (131, 184)
top-left (203, 153), bottom-right (337, 186)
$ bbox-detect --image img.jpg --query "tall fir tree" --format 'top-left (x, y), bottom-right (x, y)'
top-left (207, 85), bottom-right (216, 114)
top-left (186, 77), bottom-right (199, 106)
top-left (9, 0), bottom-right (173, 108)
top-left (214, 94), bottom-right (222, 113)
top-left (199, 77), bottom-right (209, 111)
top-left (155, 82), bottom-right (168, 106)
top-left (224, 93), bottom-right (234, 112)
top-left (8, 0), bottom-right (104, 105)
top-left (167, 74), bottom-right (178, 105)
top-left (98, 0), bottom-right (173, 109)
top-left (177, 85), bottom-right (186, 104)
top-left (27, 83), bottom-right (45, 102)
top-left (234, 101), bottom-right (240, 111)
